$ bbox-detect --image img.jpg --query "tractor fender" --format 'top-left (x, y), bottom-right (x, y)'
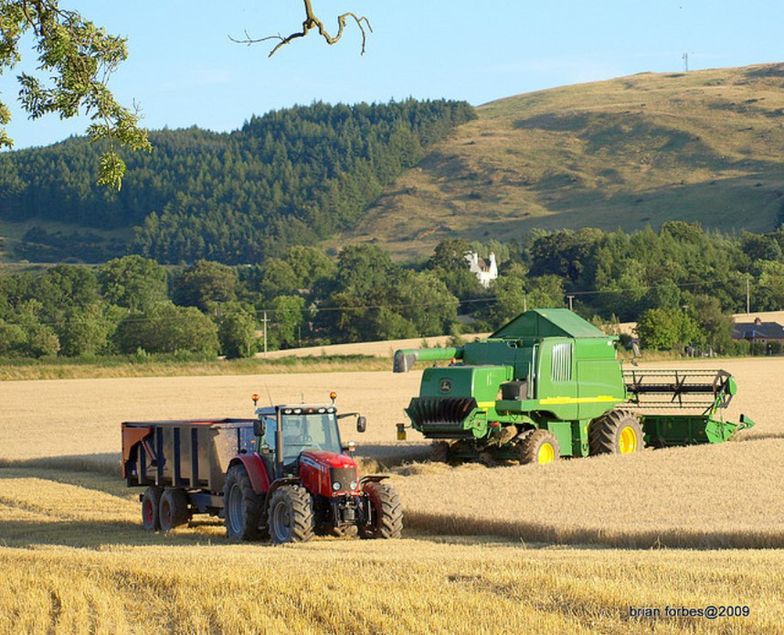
top-left (359, 475), bottom-right (389, 486)
top-left (229, 454), bottom-right (271, 495)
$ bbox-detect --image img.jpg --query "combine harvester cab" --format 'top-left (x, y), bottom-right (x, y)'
top-left (393, 308), bottom-right (754, 465)
top-left (121, 396), bottom-right (403, 543)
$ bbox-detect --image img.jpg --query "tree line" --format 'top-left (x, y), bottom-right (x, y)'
top-left (0, 99), bottom-right (476, 264)
top-left (1, 222), bottom-right (783, 360)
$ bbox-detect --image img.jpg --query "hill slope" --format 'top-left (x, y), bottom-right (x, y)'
top-left (344, 63), bottom-right (784, 259)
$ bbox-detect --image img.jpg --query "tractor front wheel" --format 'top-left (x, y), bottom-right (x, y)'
top-left (267, 485), bottom-right (315, 544)
top-left (224, 464), bottom-right (265, 541)
top-left (141, 486), bottom-right (163, 531)
top-left (359, 481), bottom-right (403, 539)
top-left (589, 410), bottom-right (644, 455)
top-left (517, 429), bottom-right (560, 465)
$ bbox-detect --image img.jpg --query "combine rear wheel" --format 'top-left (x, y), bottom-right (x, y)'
top-left (359, 481), bottom-right (403, 539)
top-left (268, 485), bottom-right (315, 544)
top-left (141, 486), bottom-right (163, 531)
top-left (589, 410), bottom-right (643, 455)
top-left (224, 464), bottom-right (265, 541)
top-left (517, 429), bottom-right (560, 465)
top-left (159, 488), bottom-right (189, 532)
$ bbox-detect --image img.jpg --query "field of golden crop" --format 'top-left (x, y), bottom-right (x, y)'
top-left (1, 356), bottom-right (782, 632)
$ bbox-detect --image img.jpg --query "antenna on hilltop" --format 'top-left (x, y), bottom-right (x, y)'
top-left (682, 52), bottom-right (689, 72)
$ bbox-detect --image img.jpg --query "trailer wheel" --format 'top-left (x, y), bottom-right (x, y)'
top-left (141, 486), bottom-right (163, 531)
top-left (589, 410), bottom-right (644, 455)
top-left (517, 429), bottom-right (560, 465)
top-left (224, 464), bottom-right (265, 541)
top-left (159, 488), bottom-right (189, 532)
top-left (267, 485), bottom-right (315, 544)
top-left (430, 441), bottom-right (450, 463)
top-left (359, 482), bottom-right (403, 540)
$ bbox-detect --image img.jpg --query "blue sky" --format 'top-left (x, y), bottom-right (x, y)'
top-left (2, 0), bottom-right (783, 148)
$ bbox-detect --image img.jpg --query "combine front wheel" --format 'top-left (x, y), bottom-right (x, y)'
top-left (517, 429), bottom-right (560, 465)
top-left (430, 441), bottom-right (450, 463)
top-left (267, 485), bottom-right (315, 544)
top-left (589, 410), bottom-right (643, 455)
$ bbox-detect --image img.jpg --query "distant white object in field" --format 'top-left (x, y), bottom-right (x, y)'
top-left (464, 251), bottom-right (498, 288)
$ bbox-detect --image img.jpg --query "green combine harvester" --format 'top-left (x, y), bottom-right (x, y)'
top-left (393, 309), bottom-right (754, 464)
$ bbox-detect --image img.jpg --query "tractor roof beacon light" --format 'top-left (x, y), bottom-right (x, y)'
top-left (251, 393), bottom-right (259, 406)
top-left (330, 391), bottom-right (337, 405)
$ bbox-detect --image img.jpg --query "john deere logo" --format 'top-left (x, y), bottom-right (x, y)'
top-left (439, 378), bottom-right (452, 393)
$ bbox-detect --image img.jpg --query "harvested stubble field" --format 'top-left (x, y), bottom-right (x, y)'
top-left (0, 357), bottom-right (782, 632)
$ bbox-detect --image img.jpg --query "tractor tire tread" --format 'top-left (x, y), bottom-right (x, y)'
top-left (224, 464), bottom-right (265, 541)
top-left (360, 482), bottom-right (403, 540)
top-left (268, 485), bottom-right (315, 544)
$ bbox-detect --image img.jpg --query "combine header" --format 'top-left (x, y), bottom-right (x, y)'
top-left (394, 309), bottom-right (754, 464)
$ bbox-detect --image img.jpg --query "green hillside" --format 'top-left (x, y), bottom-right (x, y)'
top-left (0, 100), bottom-right (474, 264)
top-left (343, 63), bottom-right (784, 259)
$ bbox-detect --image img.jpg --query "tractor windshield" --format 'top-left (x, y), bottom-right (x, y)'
top-left (263, 413), bottom-right (341, 462)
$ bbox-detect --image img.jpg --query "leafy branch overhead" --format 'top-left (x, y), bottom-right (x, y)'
top-left (0, 0), bottom-right (150, 189)
top-left (231, 0), bottom-right (372, 57)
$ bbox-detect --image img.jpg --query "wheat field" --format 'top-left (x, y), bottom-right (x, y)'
top-left (1, 357), bottom-right (782, 632)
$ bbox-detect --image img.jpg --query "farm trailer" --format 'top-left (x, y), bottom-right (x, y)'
top-left (121, 397), bottom-right (403, 543)
top-left (394, 308), bottom-right (755, 464)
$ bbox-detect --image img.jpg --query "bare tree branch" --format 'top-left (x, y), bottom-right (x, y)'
top-left (230, 0), bottom-right (372, 57)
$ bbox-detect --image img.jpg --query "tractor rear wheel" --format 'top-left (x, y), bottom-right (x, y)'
top-left (517, 429), bottom-right (560, 465)
top-left (159, 488), bottom-right (189, 532)
top-left (141, 486), bottom-right (163, 531)
top-left (224, 464), bottom-right (265, 541)
top-left (267, 485), bottom-right (315, 544)
top-left (589, 410), bottom-right (644, 455)
top-left (359, 481), bottom-right (403, 540)
top-left (430, 441), bottom-right (450, 463)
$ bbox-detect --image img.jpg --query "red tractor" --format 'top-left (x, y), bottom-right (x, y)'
top-left (121, 395), bottom-right (403, 544)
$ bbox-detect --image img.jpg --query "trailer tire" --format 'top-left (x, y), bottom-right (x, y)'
top-left (141, 486), bottom-right (163, 531)
top-left (359, 482), bottom-right (403, 540)
top-left (589, 410), bottom-right (643, 455)
top-left (517, 429), bottom-right (560, 465)
top-left (430, 441), bottom-right (450, 463)
top-left (159, 488), bottom-right (189, 532)
top-left (268, 485), bottom-right (315, 544)
top-left (224, 464), bottom-right (265, 541)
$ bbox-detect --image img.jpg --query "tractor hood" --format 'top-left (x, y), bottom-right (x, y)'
top-left (300, 450), bottom-right (357, 471)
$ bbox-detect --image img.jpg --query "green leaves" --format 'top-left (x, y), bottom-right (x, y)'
top-left (0, 1), bottom-right (149, 187)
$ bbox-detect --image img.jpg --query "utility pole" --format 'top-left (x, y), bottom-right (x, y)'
top-left (262, 310), bottom-right (269, 354)
top-left (746, 276), bottom-right (751, 315)
top-left (567, 295), bottom-right (575, 311)
top-left (682, 52), bottom-right (689, 72)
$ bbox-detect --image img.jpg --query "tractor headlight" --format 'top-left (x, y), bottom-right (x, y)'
top-left (332, 481), bottom-right (341, 491)
top-left (349, 481), bottom-right (357, 490)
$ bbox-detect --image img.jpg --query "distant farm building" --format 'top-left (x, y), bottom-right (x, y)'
top-left (732, 317), bottom-right (784, 344)
top-left (465, 252), bottom-right (498, 288)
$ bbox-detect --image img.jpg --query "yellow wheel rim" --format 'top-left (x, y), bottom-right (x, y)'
top-left (619, 426), bottom-right (638, 454)
top-left (537, 442), bottom-right (556, 465)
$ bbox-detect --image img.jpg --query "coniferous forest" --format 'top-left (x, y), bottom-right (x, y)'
top-left (0, 99), bottom-right (476, 263)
